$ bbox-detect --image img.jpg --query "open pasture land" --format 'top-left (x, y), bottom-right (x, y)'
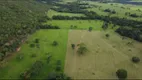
top-left (86, 1), bottom-right (142, 21)
top-left (47, 9), bottom-right (85, 18)
top-left (0, 30), bottom-right (68, 79)
top-left (64, 30), bottom-right (142, 79)
top-left (45, 20), bottom-right (103, 30)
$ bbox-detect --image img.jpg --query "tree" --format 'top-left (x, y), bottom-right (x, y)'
top-left (71, 44), bottom-right (75, 49)
top-left (35, 38), bottom-right (39, 43)
top-left (52, 41), bottom-right (58, 46)
top-left (106, 34), bottom-right (110, 38)
top-left (132, 57), bottom-right (140, 63)
top-left (89, 27), bottom-right (93, 31)
top-left (77, 43), bottom-right (88, 55)
top-left (0, 53), bottom-right (4, 61)
top-left (116, 69), bottom-right (127, 79)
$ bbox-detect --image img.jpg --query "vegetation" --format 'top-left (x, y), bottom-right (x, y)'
top-left (0, 0), bottom-right (49, 60)
top-left (132, 57), bottom-right (140, 63)
top-left (71, 44), bottom-right (75, 49)
top-left (116, 69), bottom-right (127, 79)
top-left (77, 43), bottom-right (88, 55)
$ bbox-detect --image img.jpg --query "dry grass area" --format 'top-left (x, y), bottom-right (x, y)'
top-left (64, 30), bottom-right (142, 79)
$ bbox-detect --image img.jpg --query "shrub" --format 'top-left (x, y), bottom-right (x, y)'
top-left (71, 44), bottom-right (75, 49)
top-left (132, 57), bottom-right (140, 63)
top-left (57, 60), bottom-right (61, 65)
top-left (35, 38), bottom-right (39, 43)
top-left (106, 34), bottom-right (110, 37)
top-left (56, 65), bottom-right (61, 71)
top-left (52, 41), bottom-right (58, 46)
top-left (116, 69), bottom-right (127, 79)
top-left (30, 44), bottom-right (35, 48)
top-left (31, 53), bottom-right (37, 58)
top-left (89, 27), bottom-right (93, 31)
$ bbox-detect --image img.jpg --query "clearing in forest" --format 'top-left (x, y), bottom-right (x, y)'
top-left (45, 20), bottom-right (103, 30)
top-left (64, 30), bottom-right (142, 79)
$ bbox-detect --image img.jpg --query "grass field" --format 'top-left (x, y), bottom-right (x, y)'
top-left (0, 29), bottom-right (68, 79)
top-left (64, 30), bottom-right (142, 79)
top-left (86, 1), bottom-right (142, 21)
top-left (47, 9), bottom-right (85, 18)
top-left (45, 20), bottom-right (104, 30)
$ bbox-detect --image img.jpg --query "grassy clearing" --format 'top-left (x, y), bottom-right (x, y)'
top-left (45, 20), bottom-right (104, 30)
top-left (64, 30), bottom-right (142, 79)
top-left (0, 29), bottom-right (68, 79)
top-left (47, 9), bottom-right (85, 18)
top-left (86, 1), bottom-right (142, 21)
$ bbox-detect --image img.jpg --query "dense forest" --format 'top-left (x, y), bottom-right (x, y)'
top-left (0, 0), bottom-right (49, 60)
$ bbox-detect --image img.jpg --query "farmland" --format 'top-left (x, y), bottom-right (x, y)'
top-left (64, 30), bottom-right (142, 79)
top-left (0, 30), bottom-right (68, 79)
top-left (0, 0), bottom-right (142, 79)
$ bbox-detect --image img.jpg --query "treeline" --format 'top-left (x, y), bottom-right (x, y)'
top-left (0, 0), bottom-right (49, 61)
top-left (37, 24), bottom-right (60, 29)
top-left (51, 10), bottom-right (142, 42)
top-left (116, 27), bottom-right (142, 42)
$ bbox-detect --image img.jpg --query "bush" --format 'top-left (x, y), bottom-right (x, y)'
top-left (35, 38), bottom-right (39, 43)
top-left (89, 27), bottom-right (93, 31)
top-left (71, 44), bottom-right (75, 49)
top-left (52, 41), bottom-right (58, 46)
top-left (106, 34), bottom-right (110, 37)
top-left (57, 60), bottom-right (61, 65)
top-left (116, 69), bottom-right (127, 79)
top-left (56, 65), bottom-right (61, 71)
top-left (132, 57), bottom-right (140, 63)
top-left (30, 44), bottom-right (35, 48)
top-left (31, 53), bottom-right (37, 58)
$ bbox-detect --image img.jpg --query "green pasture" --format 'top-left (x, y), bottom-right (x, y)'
top-left (0, 29), bottom-right (68, 79)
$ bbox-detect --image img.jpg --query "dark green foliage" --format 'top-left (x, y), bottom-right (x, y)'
top-left (47, 72), bottom-right (71, 80)
top-left (89, 27), bottom-right (93, 31)
top-left (102, 22), bottom-right (108, 30)
top-left (47, 72), bottom-right (57, 80)
top-left (0, 53), bottom-right (4, 61)
top-left (52, 41), bottom-right (58, 46)
top-left (0, 0), bottom-right (49, 60)
top-left (35, 39), bottom-right (39, 43)
top-left (30, 44), bottom-right (35, 48)
top-left (57, 60), bottom-right (61, 65)
top-left (116, 27), bottom-right (142, 42)
top-left (106, 34), bottom-right (110, 37)
top-left (20, 61), bottom-right (43, 79)
top-left (47, 55), bottom-right (52, 64)
top-left (56, 65), bottom-right (61, 71)
top-left (116, 69), bottom-right (127, 79)
top-left (38, 24), bottom-right (60, 29)
top-left (30, 53), bottom-right (37, 58)
top-left (132, 57), bottom-right (140, 63)
top-left (71, 44), bottom-right (75, 49)
top-left (77, 43), bottom-right (88, 55)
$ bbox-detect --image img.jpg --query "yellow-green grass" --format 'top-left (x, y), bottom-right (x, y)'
top-left (0, 29), bottom-right (68, 79)
top-left (64, 30), bottom-right (142, 79)
top-left (47, 9), bottom-right (85, 18)
top-left (45, 20), bottom-right (104, 30)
